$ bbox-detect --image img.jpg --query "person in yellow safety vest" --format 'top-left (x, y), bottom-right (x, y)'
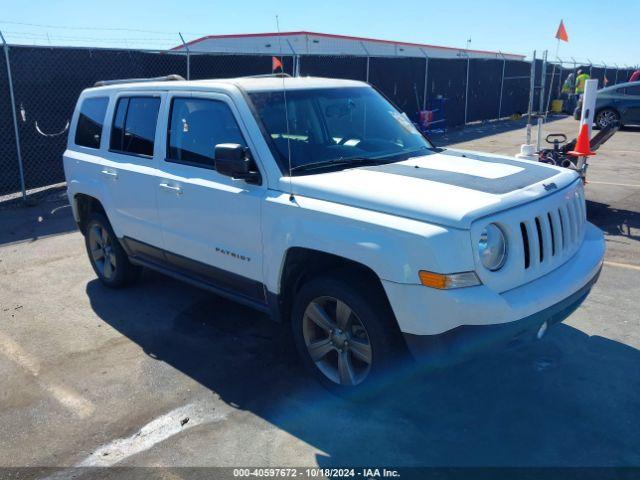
top-left (575, 69), bottom-right (590, 95)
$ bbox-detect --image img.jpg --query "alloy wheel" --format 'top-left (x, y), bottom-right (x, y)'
top-left (88, 223), bottom-right (117, 280)
top-left (597, 110), bottom-right (618, 128)
top-left (302, 296), bottom-right (372, 386)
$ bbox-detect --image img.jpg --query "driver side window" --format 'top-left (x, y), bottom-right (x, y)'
top-left (166, 97), bottom-right (246, 169)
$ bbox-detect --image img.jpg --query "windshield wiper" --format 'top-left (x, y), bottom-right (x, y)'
top-left (289, 146), bottom-right (437, 174)
top-left (394, 146), bottom-right (437, 159)
top-left (290, 156), bottom-right (384, 173)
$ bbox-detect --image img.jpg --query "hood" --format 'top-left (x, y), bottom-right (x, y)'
top-left (284, 149), bottom-right (579, 229)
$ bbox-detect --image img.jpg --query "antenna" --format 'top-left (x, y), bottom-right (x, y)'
top-left (276, 15), bottom-right (294, 202)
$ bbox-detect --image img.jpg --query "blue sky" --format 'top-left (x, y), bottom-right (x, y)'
top-left (1, 0), bottom-right (637, 66)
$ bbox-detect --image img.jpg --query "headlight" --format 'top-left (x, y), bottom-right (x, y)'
top-left (478, 223), bottom-right (507, 271)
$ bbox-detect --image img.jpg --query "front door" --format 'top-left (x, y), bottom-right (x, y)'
top-left (155, 92), bottom-right (266, 303)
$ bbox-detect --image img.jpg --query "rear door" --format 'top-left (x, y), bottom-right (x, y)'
top-left (622, 85), bottom-right (640, 124)
top-left (101, 92), bottom-right (165, 258)
top-left (154, 91), bottom-right (266, 303)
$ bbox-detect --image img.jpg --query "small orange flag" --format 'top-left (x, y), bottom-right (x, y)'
top-left (555, 20), bottom-right (569, 42)
top-left (272, 56), bottom-right (283, 72)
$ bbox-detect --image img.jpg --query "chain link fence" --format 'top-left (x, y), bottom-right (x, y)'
top-left (0, 40), bottom-right (637, 200)
top-left (0, 42), bottom-right (20, 197)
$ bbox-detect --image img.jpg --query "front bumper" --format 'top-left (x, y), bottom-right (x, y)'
top-left (382, 222), bottom-right (605, 361)
top-left (403, 266), bottom-right (600, 365)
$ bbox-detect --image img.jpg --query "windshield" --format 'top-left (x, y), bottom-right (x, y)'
top-left (248, 87), bottom-right (434, 174)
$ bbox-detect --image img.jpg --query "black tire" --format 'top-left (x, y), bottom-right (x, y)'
top-left (573, 107), bottom-right (581, 121)
top-left (291, 273), bottom-right (404, 396)
top-left (595, 108), bottom-right (620, 130)
top-left (84, 211), bottom-right (142, 288)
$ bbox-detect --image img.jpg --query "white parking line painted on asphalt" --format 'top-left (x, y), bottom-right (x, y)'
top-left (0, 331), bottom-right (95, 418)
top-left (75, 400), bottom-right (227, 467)
top-left (604, 260), bottom-right (640, 272)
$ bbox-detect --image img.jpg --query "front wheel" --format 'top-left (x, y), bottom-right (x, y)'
top-left (291, 274), bottom-right (403, 395)
top-left (84, 212), bottom-right (141, 288)
top-left (595, 108), bottom-right (620, 129)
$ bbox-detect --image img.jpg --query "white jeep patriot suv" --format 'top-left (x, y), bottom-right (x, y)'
top-left (64, 75), bottom-right (605, 393)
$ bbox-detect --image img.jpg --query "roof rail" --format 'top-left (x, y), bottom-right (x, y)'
top-left (93, 74), bottom-right (186, 87)
top-left (242, 73), bottom-right (292, 79)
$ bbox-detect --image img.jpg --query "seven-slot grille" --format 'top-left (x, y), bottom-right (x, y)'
top-left (518, 186), bottom-right (586, 270)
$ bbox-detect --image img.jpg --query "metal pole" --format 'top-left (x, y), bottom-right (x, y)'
top-left (498, 51), bottom-right (506, 119)
top-left (464, 52), bottom-right (470, 124)
top-left (556, 57), bottom-right (564, 97)
top-left (526, 50), bottom-right (536, 146)
top-left (366, 56), bottom-right (370, 83)
top-left (545, 58), bottom-right (557, 117)
top-left (360, 42), bottom-right (370, 83)
top-left (420, 48), bottom-right (429, 111)
top-left (538, 51), bottom-right (547, 113)
top-left (537, 50), bottom-right (547, 152)
top-left (614, 64), bottom-right (619, 85)
top-left (285, 39), bottom-right (297, 76)
top-left (294, 55), bottom-right (300, 77)
top-left (464, 38), bottom-right (472, 123)
top-left (0, 30), bottom-right (26, 202)
top-left (179, 32), bottom-right (190, 80)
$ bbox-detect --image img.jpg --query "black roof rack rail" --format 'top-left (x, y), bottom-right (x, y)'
top-left (93, 74), bottom-right (186, 87)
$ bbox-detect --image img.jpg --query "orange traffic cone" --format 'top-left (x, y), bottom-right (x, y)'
top-left (568, 123), bottom-right (596, 157)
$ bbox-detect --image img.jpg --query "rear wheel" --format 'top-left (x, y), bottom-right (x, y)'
top-left (291, 274), bottom-right (403, 395)
top-left (84, 212), bottom-right (141, 288)
top-left (595, 108), bottom-right (620, 129)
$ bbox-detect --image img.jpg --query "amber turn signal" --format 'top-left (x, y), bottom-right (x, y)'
top-left (418, 270), bottom-right (481, 289)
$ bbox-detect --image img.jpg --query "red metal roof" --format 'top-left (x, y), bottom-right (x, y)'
top-left (173, 31), bottom-right (524, 58)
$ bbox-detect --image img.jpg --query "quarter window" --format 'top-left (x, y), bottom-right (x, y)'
top-left (75, 97), bottom-right (109, 149)
top-left (167, 98), bottom-right (246, 168)
top-left (110, 96), bottom-right (161, 157)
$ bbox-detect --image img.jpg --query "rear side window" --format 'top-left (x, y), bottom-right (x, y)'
top-left (625, 86), bottom-right (640, 96)
top-left (167, 98), bottom-right (246, 168)
top-left (75, 97), bottom-right (109, 149)
top-left (110, 96), bottom-right (161, 157)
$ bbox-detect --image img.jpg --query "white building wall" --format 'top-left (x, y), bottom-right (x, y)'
top-left (179, 33), bottom-right (525, 61)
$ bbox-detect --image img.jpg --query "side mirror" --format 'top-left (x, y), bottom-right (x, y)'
top-left (214, 144), bottom-right (261, 184)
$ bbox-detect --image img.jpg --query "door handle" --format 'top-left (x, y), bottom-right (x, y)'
top-left (100, 169), bottom-right (118, 179)
top-left (159, 182), bottom-right (183, 195)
